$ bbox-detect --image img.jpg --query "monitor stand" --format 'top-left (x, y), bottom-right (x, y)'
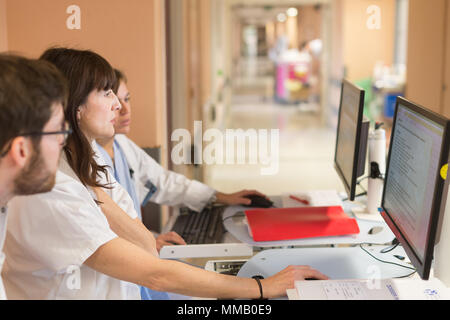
top-left (351, 172), bottom-right (384, 221)
top-left (351, 127), bottom-right (386, 222)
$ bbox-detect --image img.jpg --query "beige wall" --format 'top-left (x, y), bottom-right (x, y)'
top-left (200, 0), bottom-right (212, 109)
top-left (297, 5), bottom-right (322, 49)
top-left (3, 0), bottom-right (164, 148)
top-left (152, 0), bottom-right (167, 150)
top-left (443, 0), bottom-right (450, 118)
top-left (342, 0), bottom-right (395, 81)
top-left (0, 0), bottom-right (7, 52)
top-left (286, 16), bottom-right (298, 49)
top-left (406, 0), bottom-right (447, 115)
top-left (167, 0), bottom-right (212, 180)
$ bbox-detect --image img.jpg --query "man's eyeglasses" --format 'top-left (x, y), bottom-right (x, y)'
top-left (0, 122), bottom-right (72, 158)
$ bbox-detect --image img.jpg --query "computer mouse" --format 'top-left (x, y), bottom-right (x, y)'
top-left (368, 226), bottom-right (383, 235)
top-left (243, 195), bottom-right (274, 208)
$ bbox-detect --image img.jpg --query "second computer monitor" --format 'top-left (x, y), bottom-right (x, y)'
top-left (381, 97), bottom-right (450, 280)
top-left (334, 79), bottom-right (369, 201)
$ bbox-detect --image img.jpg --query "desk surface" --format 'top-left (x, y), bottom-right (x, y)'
top-left (161, 193), bottom-right (396, 261)
top-left (237, 245), bottom-right (415, 281)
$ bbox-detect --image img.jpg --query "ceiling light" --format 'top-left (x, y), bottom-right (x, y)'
top-left (277, 13), bottom-right (287, 22)
top-left (287, 8), bottom-right (298, 17)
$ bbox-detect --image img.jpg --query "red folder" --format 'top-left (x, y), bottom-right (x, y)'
top-left (244, 206), bottom-right (360, 242)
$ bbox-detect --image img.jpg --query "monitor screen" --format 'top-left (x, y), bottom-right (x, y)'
top-left (334, 80), bottom-right (368, 201)
top-left (381, 97), bottom-right (450, 279)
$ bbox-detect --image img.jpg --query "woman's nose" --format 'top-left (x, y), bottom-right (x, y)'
top-left (120, 99), bottom-right (130, 114)
top-left (112, 93), bottom-right (121, 111)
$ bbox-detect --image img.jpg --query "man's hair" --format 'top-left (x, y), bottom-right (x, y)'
top-left (40, 47), bottom-right (115, 188)
top-left (0, 54), bottom-right (68, 154)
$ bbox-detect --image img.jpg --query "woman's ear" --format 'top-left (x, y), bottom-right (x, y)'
top-left (76, 107), bottom-right (82, 122)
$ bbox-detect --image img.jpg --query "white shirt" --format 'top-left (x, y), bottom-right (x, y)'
top-left (2, 154), bottom-right (141, 300)
top-left (114, 135), bottom-right (215, 212)
top-left (0, 206), bottom-right (8, 300)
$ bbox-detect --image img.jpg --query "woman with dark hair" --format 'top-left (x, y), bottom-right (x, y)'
top-left (96, 68), bottom-right (271, 251)
top-left (3, 48), bottom-right (328, 300)
top-left (39, 47), bottom-right (117, 189)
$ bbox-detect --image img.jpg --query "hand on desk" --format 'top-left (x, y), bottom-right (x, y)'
top-left (216, 190), bottom-right (269, 206)
top-left (156, 231), bottom-right (186, 252)
top-left (263, 265), bottom-right (329, 298)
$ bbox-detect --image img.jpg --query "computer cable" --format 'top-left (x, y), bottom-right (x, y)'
top-left (379, 238), bottom-right (400, 253)
top-left (359, 243), bottom-right (417, 278)
top-left (357, 175), bottom-right (370, 184)
top-left (222, 212), bottom-right (246, 222)
top-left (356, 180), bottom-right (368, 193)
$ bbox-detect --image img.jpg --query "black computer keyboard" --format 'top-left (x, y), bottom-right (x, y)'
top-left (171, 206), bottom-right (226, 244)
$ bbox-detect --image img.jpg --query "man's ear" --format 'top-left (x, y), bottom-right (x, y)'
top-left (9, 137), bottom-right (31, 168)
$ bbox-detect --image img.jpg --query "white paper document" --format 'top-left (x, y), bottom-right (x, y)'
top-left (322, 281), bottom-right (369, 300)
top-left (293, 278), bottom-right (450, 300)
top-left (281, 190), bottom-right (343, 208)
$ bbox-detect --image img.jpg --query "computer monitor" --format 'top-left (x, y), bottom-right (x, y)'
top-left (381, 97), bottom-right (450, 280)
top-left (334, 79), bottom-right (370, 201)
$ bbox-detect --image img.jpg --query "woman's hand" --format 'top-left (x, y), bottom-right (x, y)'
top-left (261, 265), bottom-right (329, 299)
top-left (215, 190), bottom-right (269, 206)
top-left (155, 231), bottom-right (187, 252)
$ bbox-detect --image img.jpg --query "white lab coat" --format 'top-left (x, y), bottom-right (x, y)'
top-left (0, 206), bottom-right (8, 300)
top-left (2, 150), bottom-right (141, 300)
top-left (114, 134), bottom-right (215, 212)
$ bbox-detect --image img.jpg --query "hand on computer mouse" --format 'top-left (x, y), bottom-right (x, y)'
top-left (242, 195), bottom-right (274, 208)
top-left (215, 190), bottom-right (270, 206)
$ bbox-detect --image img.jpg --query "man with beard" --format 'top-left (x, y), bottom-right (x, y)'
top-left (0, 55), bottom-right (68, 299)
